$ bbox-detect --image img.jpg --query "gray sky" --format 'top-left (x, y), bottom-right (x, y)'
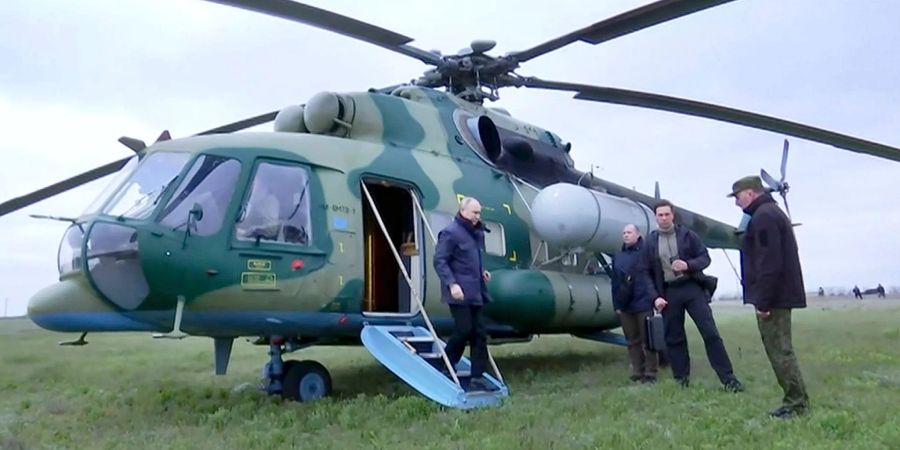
top-left (2, 0), bottom-right (899, 316)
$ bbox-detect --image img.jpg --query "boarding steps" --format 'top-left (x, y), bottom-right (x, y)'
top-left (361, 325), bottom-right (508, 409)
top-left (359, 182), bottom-right (507, 409)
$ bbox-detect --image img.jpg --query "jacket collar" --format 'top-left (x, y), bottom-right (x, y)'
top-left (454, 213), bottom-right (486, 235)
top-left (743, 192), bottom-right (776, 216)
top-left (621, 236), bottom-right (643, 252)
top-left (653, 223), bottom-right (682, 236)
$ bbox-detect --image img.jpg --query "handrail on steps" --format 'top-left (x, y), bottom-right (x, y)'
top-left (360, 182), bottom-right (461, 387)
top-left (408, 191), bottom-right (504, 384)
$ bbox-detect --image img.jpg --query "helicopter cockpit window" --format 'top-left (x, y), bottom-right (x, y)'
top-left (83, 156), bottom-right (139, 216)
top-left (159, 155), bottom-right (241, 236)
top-left (103, 152), bottom-right (192, 220)
top-left (235, 162), bottom-right (312, 246)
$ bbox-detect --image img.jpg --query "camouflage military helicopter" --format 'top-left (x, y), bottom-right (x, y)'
top-left (4, 0), bottom-right (900, 408)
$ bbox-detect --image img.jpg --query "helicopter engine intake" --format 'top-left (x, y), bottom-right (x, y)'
top-left (531, 183), bottom-right (656, 255)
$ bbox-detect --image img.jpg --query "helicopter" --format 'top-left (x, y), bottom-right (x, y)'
top-left (3, 0), bottom-right (900, 408)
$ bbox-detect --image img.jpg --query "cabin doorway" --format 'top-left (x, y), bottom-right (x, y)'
top-left (361, 180), bottom-right (423, 316)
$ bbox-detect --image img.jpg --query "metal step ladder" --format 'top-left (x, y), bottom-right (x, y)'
top-left (358, 183), bottom-right (507, 409)
top-left (361, 325), bottom-right (508, 409)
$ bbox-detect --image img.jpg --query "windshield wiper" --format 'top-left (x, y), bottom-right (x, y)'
top-left (116, 176), bottom-right (178, 220)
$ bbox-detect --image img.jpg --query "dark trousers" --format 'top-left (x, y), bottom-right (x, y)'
top-left (662, 282), bottom-right (736, 384)
top-left (445, 304), bottom-right (489, 378)
top-left (758, 309), bottom-right (809, 411)
top-left (619, 310), bottom-right (659, 378)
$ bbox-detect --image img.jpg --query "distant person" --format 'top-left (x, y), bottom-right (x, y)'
top-left (729, 175), bottom-right (810, 419)
top-left (642, 200), bottom-right (743, 392)
top-left (852, 285), bottom-right (863, 300)
top-left (877, 284), bottom-right (886, 298)
top-left (433, 197), bottom-right (493, 391)
top-left (817, 287), bottom-right (825, 297)
top-left (612, 224), bottom-right (658, 384)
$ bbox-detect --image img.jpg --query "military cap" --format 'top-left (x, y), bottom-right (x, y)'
top-left (726, 175), bottom-right (765, 197)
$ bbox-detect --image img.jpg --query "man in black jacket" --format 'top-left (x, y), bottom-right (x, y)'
top-left (729, 176), bottom-right (809, 418)
top-left (643, 200), bottom-right (743, 391)
top-left (433, 196), bottom-right (493, 391)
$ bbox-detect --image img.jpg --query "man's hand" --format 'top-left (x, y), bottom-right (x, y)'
top-left (483, 270), bottom-right (491, 282)
top-left (756, 309), bottom-right (771, 319)
top-left (450, 283), bottom-right (464, 301)
top-left (671, 259), bottom-right (688, 272)
top-left (654, 297), bottom-right (668, 311)
top-left (615, 309), bottom-right (623, 315)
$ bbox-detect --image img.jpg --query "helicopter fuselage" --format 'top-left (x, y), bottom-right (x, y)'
top-left (28, 87), bottom-right (638, 342)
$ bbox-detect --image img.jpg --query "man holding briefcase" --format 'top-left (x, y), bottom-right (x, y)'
top-left (611, 224), bottom-right (658, 384)
top-left (643, 200), bottom-right (744, 392)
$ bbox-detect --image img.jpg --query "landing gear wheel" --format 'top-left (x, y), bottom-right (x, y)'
top-left (282, 360), bottom-right (332, 402)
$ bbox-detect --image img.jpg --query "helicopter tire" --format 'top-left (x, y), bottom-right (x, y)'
top-left (281, 360), bottom-right (332, 402)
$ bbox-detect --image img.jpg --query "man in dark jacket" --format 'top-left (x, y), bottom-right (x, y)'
top-left (643, 200), bottom-right (743, 391)
top-left (612, 224), bottom-right (658, 383)
top-left (433, 197), bottom-right (493, 390)
top-left (729, 175), bottom-right (809, 418)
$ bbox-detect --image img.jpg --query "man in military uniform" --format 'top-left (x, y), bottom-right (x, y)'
top-left (729, 175), bottom-right (810, 419)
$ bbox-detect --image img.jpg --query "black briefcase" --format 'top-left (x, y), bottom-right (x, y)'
top-left (645, 311), bottom-right (666, 352)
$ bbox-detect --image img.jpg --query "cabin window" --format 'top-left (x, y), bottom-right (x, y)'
top-left (428, 212), bottom-right (506, 257)
top-left (235, 162), bottom-right (312, 246)
top-left (482, 221), bottom-right (506, 256)
top-left (159, 155), bottom-right (242, 236)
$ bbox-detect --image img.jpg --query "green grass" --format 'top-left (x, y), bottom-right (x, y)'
top-left (2, 300), bottom-right (899, 450)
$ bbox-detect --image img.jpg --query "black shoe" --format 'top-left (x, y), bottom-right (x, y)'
top-left (675, 377), bottom-right (690, 388)
top-left (641, 376), bottom-right (657, 384)
top-left (724, 379), bottom-right (744, 393)
top-left (629, 375), bottom-right (642, 383)
top-left (769, 405), bottom-right (808, 419)
top-left (769, 406), bottom-right (795, 419)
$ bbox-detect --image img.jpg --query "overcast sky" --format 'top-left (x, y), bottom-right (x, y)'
top-left (2, 0), bottom-right (899, 316)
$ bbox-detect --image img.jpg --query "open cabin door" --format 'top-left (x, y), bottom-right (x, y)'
top-left (357, 181), bottom-right (508, 408)
top-left (361, 179), bottom-right (423, 316)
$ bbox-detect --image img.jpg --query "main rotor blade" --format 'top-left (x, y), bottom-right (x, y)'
top-left (0, 156), bottom-right (133, 218)
top-left (0, 108), bottom-right (279, 218)
top-left (201, 0), bottom-right (441, 65)
top-left (196, 110), bottom-right (278, 135)
top-left (520, 78), bottom-right (900, 162)
top-left (508, 0), bottom-right (735, 64)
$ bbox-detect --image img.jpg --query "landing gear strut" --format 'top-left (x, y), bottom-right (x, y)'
top-left (261, 337), bottom-right (332, 402)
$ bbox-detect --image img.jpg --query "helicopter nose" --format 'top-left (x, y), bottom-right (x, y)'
top-left (27, 277), bottom-right (100, 331)
top-left (28, 276), bottom-right (154, 332)
top-left (28, 280), bottom-right (74, 317)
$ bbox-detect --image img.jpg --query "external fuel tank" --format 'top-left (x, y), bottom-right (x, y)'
top-left (530, 183), bottom-right (656, 255)
top-left (484, 269), bottom-right (617, 332)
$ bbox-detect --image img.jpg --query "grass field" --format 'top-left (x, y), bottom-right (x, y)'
top-left (2, 297), bottom-right (899, 449)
